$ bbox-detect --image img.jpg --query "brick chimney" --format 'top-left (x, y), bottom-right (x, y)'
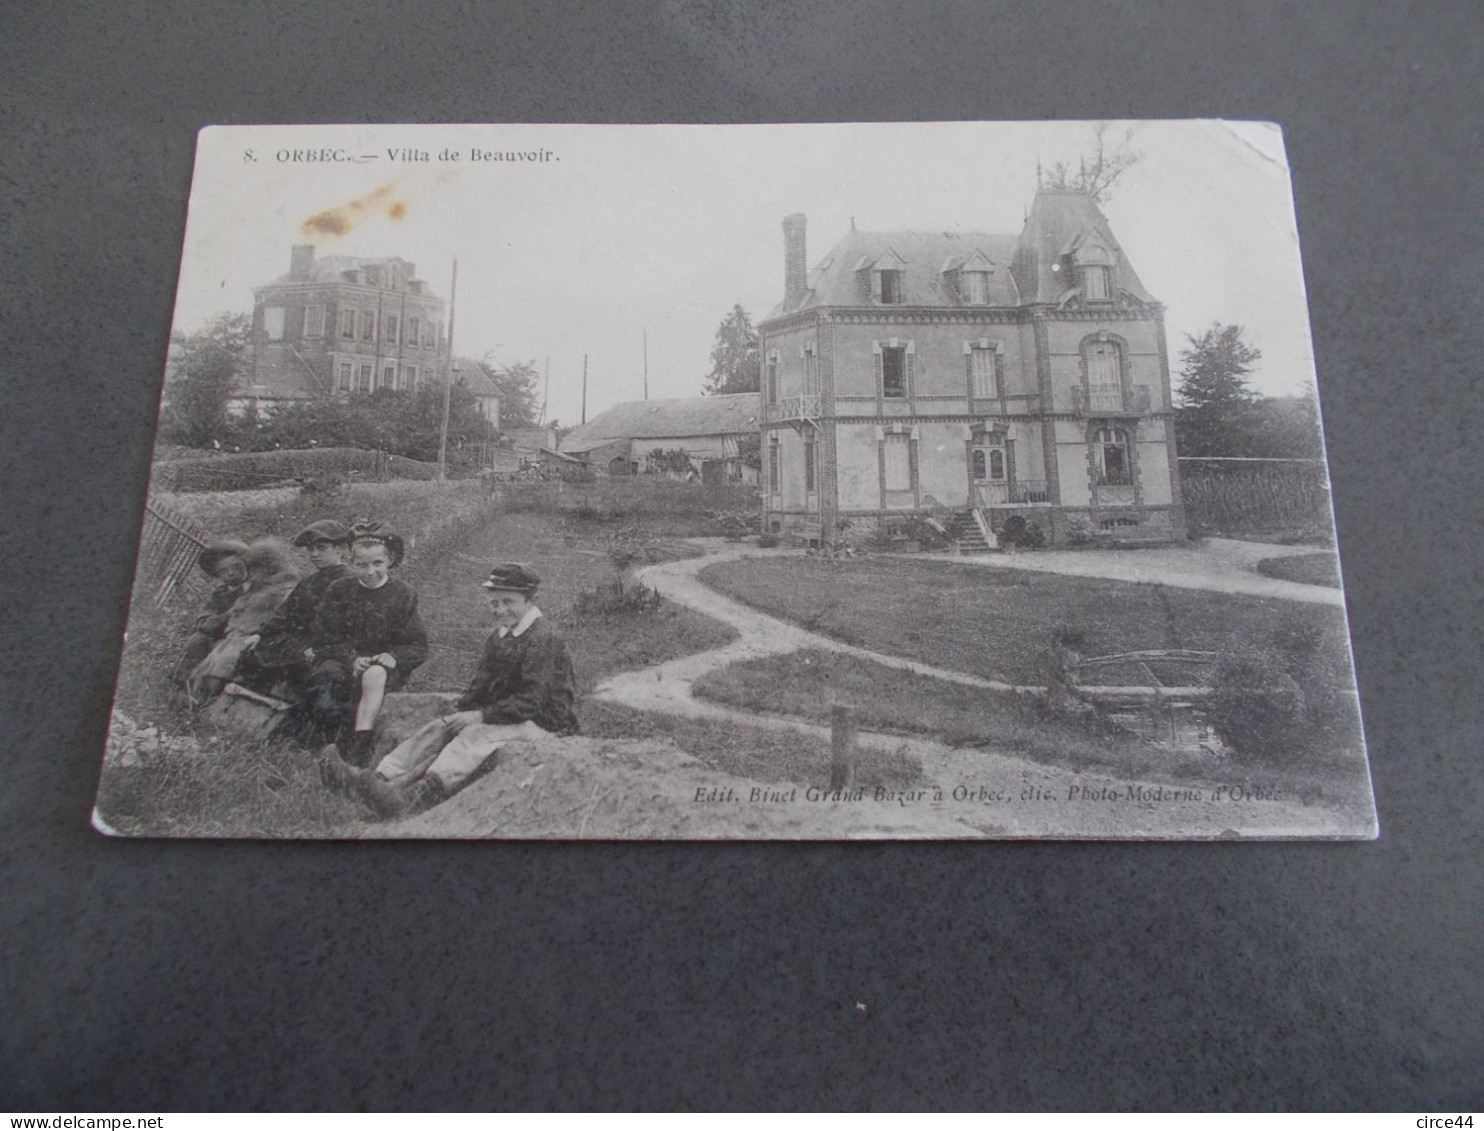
top-left (289, 244), bottom-right (316, 280)
top-left (783, 213), bottom-right (807, 310)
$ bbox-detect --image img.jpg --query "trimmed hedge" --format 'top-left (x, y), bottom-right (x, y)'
top-left (151, 448), bottom-right (442, 493)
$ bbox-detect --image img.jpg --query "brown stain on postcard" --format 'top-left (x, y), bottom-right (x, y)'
top-left (300, 181), bottom-right (408, 242)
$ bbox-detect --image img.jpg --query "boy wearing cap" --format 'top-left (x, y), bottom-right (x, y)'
top-left (236, 520), bottom-right (354, 697)
top-left (332, 561), bottom-right (578, 818)
top-left (307, 521), bottom-right (428, 766)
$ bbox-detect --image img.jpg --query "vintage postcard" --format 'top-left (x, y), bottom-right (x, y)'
top-left (94, 121), bottom-right (1376, 840)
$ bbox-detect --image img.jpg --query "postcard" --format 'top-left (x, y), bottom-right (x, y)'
top-left (94, 121), bottom-right (1376, 839)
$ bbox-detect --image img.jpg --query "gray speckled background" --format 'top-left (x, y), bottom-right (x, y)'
top-left (2, 0), bottom-right (1480, 1110)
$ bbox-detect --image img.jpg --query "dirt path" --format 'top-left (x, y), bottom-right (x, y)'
top-left (588, 543), bottom-right (1375, 839)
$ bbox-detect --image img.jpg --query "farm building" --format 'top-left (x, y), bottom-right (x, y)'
top-left (559, 394), bottom-right (761, 484)
top-left (757, 191), bottom-right (1185, 548)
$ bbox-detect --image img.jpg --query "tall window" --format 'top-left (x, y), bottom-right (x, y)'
top-left (407, 365), bottom-right (419, 391)
top-left (881, 346), bottom-right (907, 399)
top-left (766, 357), bottom-right (778, 404)
top-left (385, 315), bottom-right (399, 345)
top-left (1083, 265), bottom-right (1110, 301)
top-left (961, 271), bottom-right (989, 304)
top-left (263, 306), bottom-right (285, 341)
top-left (803, 346), bottom-right (818, 396)
top-left (1085, 340), bottom-right (1121, 387)
top-left (357, 364), bottom-right (372, 393)
top-left (304, 304), bottom-right (326, 338)
top-left (360, 311), bottom-right (375, 342)
top-left (340, 309), bottom-right (356, 339)
top-left (406, 317), bottom-right (420, 346)
top-left (971, 346), bottom-right (997, 398)
top-left (383, 363), bottom-right (397, 390)
top-left (804, 434), bottom-right (816, 493)
top-left (883, 433), bottom-right (911, 492)
top-left (337, 360), bottom-right (352, 393)
top-left (426, 322), bottom-right (439, 351)
top-left (1095, 428), bottom-right (1131, 486)
top-left (768, 434), bottom-right (781, 492)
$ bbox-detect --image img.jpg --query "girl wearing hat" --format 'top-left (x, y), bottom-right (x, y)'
top-left (306, 521), bottom-right (428, 766)
top-left (328, 561), bottom-right (578, 818)
top-left (186, 538), bottom-right (301, 705)
top-left (171, 540), bottom-right (250, 701)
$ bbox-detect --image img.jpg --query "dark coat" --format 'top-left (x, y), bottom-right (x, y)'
top-left (456, 615), bottom-right (579, 735)
top-left (253, 563), bottom-right (354, 669)
top-left (309, 576), bottom-right (428, 677)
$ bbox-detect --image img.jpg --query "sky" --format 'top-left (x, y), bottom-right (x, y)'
top-left (175, 121), bottom-right (1318, 427)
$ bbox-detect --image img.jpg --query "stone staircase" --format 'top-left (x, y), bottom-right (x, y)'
top-left (946, 509), bottom-right (995, 554)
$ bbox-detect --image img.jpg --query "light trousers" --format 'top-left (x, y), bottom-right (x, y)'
top-left (375, 716), bottom-right (545, 791)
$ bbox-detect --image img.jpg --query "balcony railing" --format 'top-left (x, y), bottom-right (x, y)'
top-left (1011, 480), bottom-right (1051, 504)
top-left (772, 393), bottom-right (822, 421)
top-left (1072, 384), bottom-right (1151, 416)
top-left (975, 480), bottom-right (1052, 506)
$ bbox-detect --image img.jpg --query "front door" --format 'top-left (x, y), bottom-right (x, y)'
top-left (971, 441), bottom-right (1009, 506)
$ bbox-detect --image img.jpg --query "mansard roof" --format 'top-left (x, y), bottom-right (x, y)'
top-left (776, 229), bottom-right (1022, 316)
top-left (1011, 189), bottom-right (1155, 305)
top-left (767, 190), bottom-right (1156, 319)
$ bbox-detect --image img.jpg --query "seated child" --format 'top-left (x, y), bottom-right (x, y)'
top-left (171, 540), bottom-right (249, 702)
top-left (186, 538), bottom-right (300, 705)
top-left (236, 520), bottom-right (354, 698)
top-left (329, 562), bottom-right (578, 819)
top-left (308, 521), bottom-right (427, 766)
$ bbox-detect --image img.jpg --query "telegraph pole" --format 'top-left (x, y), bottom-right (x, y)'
top-left (437, 257), bottom-right (458, 481)
top-left (581, 354), bottom-right (588, 425)
top-left (540, 354), bottom-right (550, 426)
top-left (643, 328), bottom-right (648, 401)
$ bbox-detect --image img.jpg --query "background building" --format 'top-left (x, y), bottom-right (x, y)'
top-left (240, 245), bottom-right (446, 412)
top-left (560, 393), bottom-right (760, 483)
top-left (757, 191), bottom-right (1184, 548)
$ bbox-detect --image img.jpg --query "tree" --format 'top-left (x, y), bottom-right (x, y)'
top-left (1174, 323), bottom-right (1263, 458)
top-left (702, 305), bottom-right (760, 395)
top-left (1042, 122), bottom-right (1142, 205)
top-left (159, 312), bottom-right (252, 447)
top-left (478, 356), bottom-right (541, 429)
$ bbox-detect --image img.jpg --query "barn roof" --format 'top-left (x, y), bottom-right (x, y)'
top-left (560, 393), bottom-right (761, 454)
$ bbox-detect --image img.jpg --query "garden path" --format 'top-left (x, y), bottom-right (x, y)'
top-left (911, 537), bottom-right (1346, 606)
top-left (589, 544), bottom-right (1373, 838)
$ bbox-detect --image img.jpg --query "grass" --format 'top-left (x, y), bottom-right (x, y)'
top-left (1257, 552), bottom-right (1342, 589)
top-left (692, 647), bottom-right (1366, 800)
top-left (699, 555), bottom-right (1354, 686)
top-left (102, 503), bottom-right (746, 836)
top-left (581, 700), bottom-right (923, 791)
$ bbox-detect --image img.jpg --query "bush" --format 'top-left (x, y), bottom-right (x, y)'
top-left (1206, 656), bottom-right (1306, 764)
top-left (573, 578), bottom-right (664, 617)
top-left (999, 515), bottom-right (1046, 550)
top-left (757, 533), bottom-right (780, 549)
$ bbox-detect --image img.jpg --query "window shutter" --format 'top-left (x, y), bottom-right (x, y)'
top-left (905, 349), bottom-right (915, 398)
top-left (871, 271), bottom-right (882, 303)
top-left (993, 350), bottom-right (1005, 397)
top-left (965, 351), bottom-right (974, 397)
top-left (874, 349), bottom-right (884, 397)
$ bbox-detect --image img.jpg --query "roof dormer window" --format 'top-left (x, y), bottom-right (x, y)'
top-left (878, 269), bottom-right (903, 304)
top-left (961, 271), bottom-right (989, 304)
top-left (1074, 242), bottom-right (1114, 303)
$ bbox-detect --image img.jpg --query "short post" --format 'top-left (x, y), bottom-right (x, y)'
top-left (829, 702), bottom-right (857, 791)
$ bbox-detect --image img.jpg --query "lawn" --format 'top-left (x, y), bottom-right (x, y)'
top-left (692, 648), bottom-right (1363, 798)
top-left (1257, 552), bottom-right (1342, 589)
top-left (699, 555), bottom-right (1354, 685)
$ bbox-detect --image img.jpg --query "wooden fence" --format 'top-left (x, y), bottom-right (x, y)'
top-left (137, 501), bottom-right (211, 607)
